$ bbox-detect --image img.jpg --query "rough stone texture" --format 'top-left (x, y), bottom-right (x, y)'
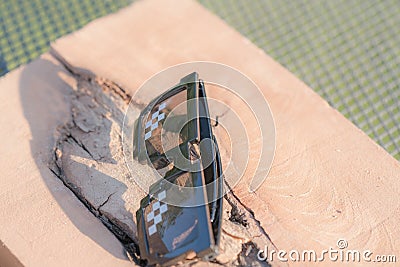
top-left (50, 73), bottom-right (143, 243)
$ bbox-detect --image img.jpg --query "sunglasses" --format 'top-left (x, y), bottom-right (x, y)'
top-left (134, 72), bottom-right (223, 265)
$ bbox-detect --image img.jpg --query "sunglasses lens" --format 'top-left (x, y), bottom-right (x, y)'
top-left (137, 171), bottom-right (215, 265)
top-left (143, 88), bottom-right (190, 169)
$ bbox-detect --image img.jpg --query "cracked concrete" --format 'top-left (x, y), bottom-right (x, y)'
top-left (47, 64), bottom-right (145, 263)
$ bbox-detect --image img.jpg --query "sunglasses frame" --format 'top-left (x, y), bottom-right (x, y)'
top-left (134, 72), bottom-right (223, 266)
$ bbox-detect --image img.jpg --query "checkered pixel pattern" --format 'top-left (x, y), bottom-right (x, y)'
top-left (146, 190), bottom-right (168, 236)
top-left (144, 102), bottom-right (167, 141)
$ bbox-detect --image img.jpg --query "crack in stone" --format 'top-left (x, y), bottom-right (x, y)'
top-left (66, 133), bottom-right (97, 161)
top-left (98, 191), bottom-right (116, 210)
top-left (225, 181), bottom-right (277, 251)
top-left (213, 107), bottom-right (231, 127)
top-left (225, 196), bottom-right (249, 228)
top-left (236, 242), bottom-right (272, 267)
top-left (95, 77), bottom-right (132, 104)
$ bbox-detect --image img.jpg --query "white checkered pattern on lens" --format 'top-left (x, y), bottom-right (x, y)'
top-left (146, 190), bottom-right (168, 236)
top-left (144, 102), bottom-right (167, 141)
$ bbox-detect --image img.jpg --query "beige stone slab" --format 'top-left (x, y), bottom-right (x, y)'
top-left (51, 0), bottom-right (400, 265)
top-left (0, 54), bottom-right (134, 266)
top-left (1, 0), bottom-right (399, 265)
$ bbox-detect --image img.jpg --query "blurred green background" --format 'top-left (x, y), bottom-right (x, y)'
top-left (0, 0), bottom-right (399, 159)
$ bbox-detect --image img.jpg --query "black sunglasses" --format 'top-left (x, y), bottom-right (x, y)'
top-left (134, 72), bottom-right (223, 266)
